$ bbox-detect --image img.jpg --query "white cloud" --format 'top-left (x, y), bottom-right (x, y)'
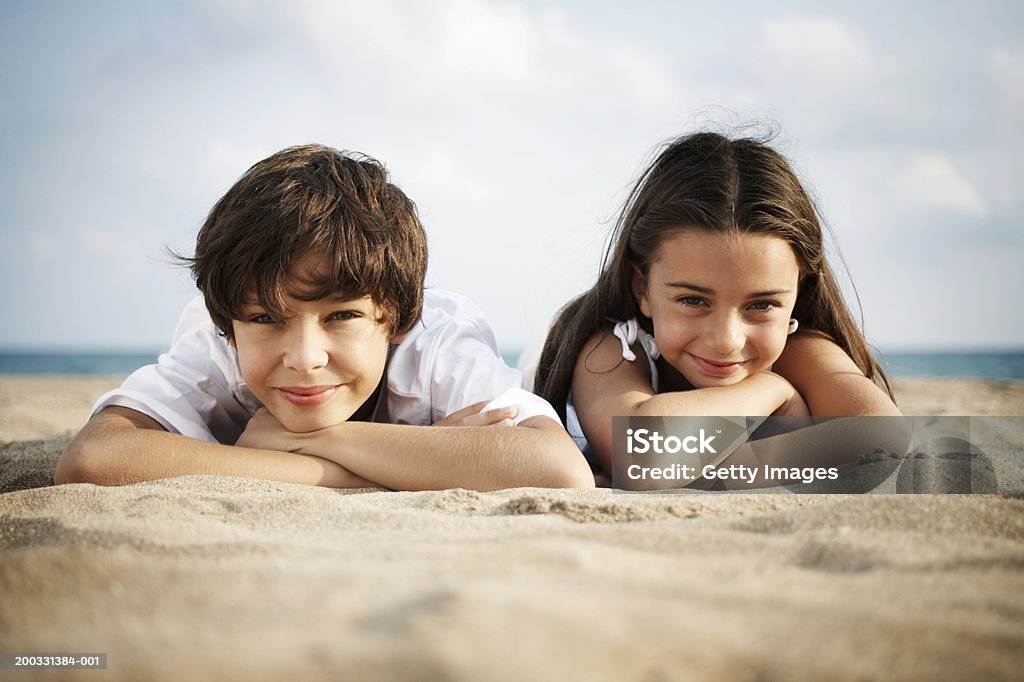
top-left (28, 235), bottom-right (59, 262)
top-left (986, 47), bottom-right (1024, 118)
top-left (762, 18), bottom-right (871, 77)
top-left (79, 228), bottom-right (117, 253)
top-left (390, 143), bottom-right (496, 208)
top-left (987, 47), bottom-right (1024, 80)
top-left (205, 140), bottom-right (270, 183)
top-left (225, 0), bottom-right (542, 92)
top-left (891, 153), bottom-right (986, 216)
top-left (440, 0), bottom-right (540, 86)
top-left (601, 43), bottom-right (681, 113)
top-left (208, 0), bottom-right (680, 108)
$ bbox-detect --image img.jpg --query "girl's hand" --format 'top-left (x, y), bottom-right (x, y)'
top-left (756, 370), bottom-right (810, 417)
top-left (773, 385), bottom-right (811, 417)
top-left (434, 400), bottom-right (517, 427)
top-left (237, 408), bottom-right (311, 452)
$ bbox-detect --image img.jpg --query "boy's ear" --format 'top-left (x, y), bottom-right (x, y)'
top-left (631, 265), bottom-right (652, 318)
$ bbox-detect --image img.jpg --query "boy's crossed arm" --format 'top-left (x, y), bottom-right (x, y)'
top-left (235, 405), bottom-right (592, 491)
top-left (56, 406), bottom-right (375, 489)
top-left (57, 403), bottom-right (594, 491)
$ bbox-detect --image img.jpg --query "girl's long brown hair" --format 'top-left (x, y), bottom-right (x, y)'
top-left (534, 132), bottom-right (893, 423)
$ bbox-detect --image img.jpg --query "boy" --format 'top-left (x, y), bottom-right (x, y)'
top-left (56, 145), bottom-right (593, 491)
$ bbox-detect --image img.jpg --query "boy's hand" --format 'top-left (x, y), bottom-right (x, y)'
top-left (237, 408), bottom-right (311, 452)
top-left (434, 400), bottom-right (517, 428)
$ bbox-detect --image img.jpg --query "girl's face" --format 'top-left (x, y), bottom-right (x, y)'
top-left (633, 229), bottom-right (801, 388)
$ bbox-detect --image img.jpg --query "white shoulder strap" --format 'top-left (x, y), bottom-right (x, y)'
top-left (611, 319), bottom-right (660, 362)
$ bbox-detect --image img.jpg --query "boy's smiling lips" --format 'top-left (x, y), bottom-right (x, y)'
top-left (275, 385), bottom-right (340, 407)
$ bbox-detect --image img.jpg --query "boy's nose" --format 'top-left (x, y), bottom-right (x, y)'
top-left (283, 324), bottom-right (329, 372)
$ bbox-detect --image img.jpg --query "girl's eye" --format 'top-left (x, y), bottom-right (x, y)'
top-left (248, 313), bottom-right (277, 324)
top-left (748, 301), bottom-right (779, 313)
top-left (677, 296), bottom-right (708, 308)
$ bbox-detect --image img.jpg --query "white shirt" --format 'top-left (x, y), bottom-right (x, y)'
top-left (92, 289), bottom-right (559, 444)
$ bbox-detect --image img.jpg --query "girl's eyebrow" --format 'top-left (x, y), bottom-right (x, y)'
top-left (666, 282), bottom-right (792, 297)
top-left (748, 289), bottom-right (792, 297)
top-left (666, 281), bottom-right (713, 293)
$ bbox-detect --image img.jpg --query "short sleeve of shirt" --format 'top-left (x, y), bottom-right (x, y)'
top-left (91, 297), bottom-right (259, 444)
top-left (386, 290), bottom-right (560, 426)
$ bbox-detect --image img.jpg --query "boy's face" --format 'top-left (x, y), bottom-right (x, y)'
top-left (230, 260), bottom-right (394, 433)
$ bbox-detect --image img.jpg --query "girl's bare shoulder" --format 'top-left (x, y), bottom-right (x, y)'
top-left (573, 329), bottom-right (654, 396)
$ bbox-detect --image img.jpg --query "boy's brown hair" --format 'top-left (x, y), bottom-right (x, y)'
top-left (187, 144), bottom-right (428, 338)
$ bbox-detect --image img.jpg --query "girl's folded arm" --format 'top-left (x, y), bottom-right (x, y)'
top-left (773, 333), bottom-right (902, 417)
top-left (572, 332), bottom-right (798, 474)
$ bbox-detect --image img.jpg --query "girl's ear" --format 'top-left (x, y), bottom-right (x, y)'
top-left (631, 265), bottom-right (652, 318)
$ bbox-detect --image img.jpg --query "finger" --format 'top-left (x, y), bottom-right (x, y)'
top-left (472, 406), bottom-right (517, 426)
top-left (438, 400), bottom-right (491, 424)
top-left (433, 401), bottom-right (488, 427)
top-left (435, 402), bottom-right (519, 427)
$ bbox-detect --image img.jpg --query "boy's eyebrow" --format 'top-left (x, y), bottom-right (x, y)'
top-left (666, 282), bottom-right (792, 297)
top-left (323, 293), bottom-right (361, 303)
top-left (239, 293), bottom-right (367, 307)
top-left (288, 291), bottom-right (367, 304)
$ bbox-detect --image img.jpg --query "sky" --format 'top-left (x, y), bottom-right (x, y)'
top-left (1, 0), bottom-right (1022, 353)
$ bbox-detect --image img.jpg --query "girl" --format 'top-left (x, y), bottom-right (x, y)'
top-left (534, 131), bottom-right (903, 483)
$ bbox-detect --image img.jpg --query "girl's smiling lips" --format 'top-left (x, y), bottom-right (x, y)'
top-left (688, 353), bottom-right (748, 377)
top-left (276, 385), bottom-right (339, 407)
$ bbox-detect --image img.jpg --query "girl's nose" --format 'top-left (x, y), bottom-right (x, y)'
top-left (283, 322), bottom-right (329, 372)
top-left (705, 311), bottom-right (746, 355)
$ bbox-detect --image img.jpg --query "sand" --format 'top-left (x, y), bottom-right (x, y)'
top-left (1, 375), bottom-right (1022, 681)
top-left (0, 376), bottom-right (124, 444)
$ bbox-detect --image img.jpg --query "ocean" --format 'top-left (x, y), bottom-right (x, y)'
top-left (506, 350), bottom-right (1024, 381)
top-left (876, 351), bottom-right (1024, 381)
top-left (1, 349), bottom-right (1023, 381)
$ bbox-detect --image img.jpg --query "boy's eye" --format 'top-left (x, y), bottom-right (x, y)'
top-left (327, 310), bottom-right (360, 322)
top-left (248, 313), bottom-right (277, 324)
